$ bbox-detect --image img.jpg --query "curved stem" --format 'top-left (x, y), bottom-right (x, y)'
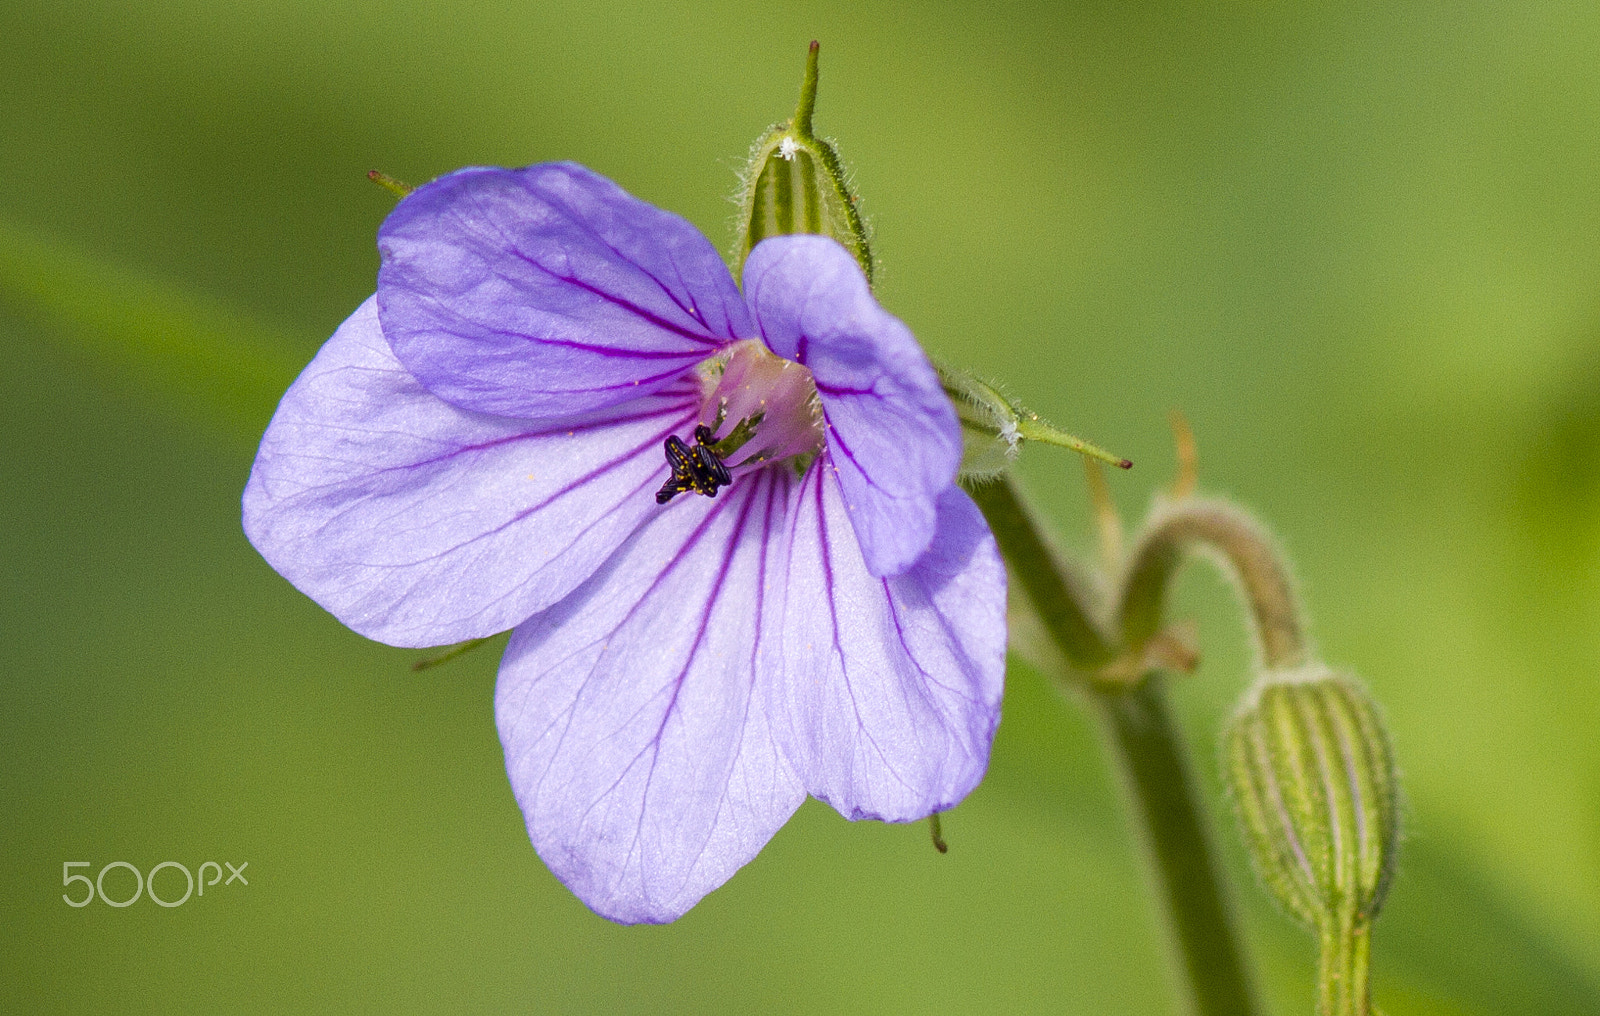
top-left (972, 476), bottom-right (1262, 1016)
top-left (1120, 499), bottom-right (1308, 670)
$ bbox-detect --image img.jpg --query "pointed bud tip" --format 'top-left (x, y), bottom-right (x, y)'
top-left (937, 363), bottom-right (1132, 476)
top-left (733, 42), bottom-right (872, 282)
top-left (367, 170), bottom-right (415, 198)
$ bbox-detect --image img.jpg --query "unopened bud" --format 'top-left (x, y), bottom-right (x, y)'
top-left (938, 363), bottom-right (1130, 478)
top-left (1225, 666), bottom-right (1400, 931)
top-left (735, 42), bottom-right (873, 282)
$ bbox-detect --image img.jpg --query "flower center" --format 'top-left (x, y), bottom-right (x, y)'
top-left (654, 339), bottom-right (824, 505)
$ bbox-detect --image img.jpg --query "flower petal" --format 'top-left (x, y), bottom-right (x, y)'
top-left (743, 235), bottom-right (961, 577)
top-left (496, 470), bottom-right (803, 924)
top-left (243, 297), bottom-right (700, 648)
top-left (763, 464), bottom-right (1006, 822)
top-left (377, 163), bottom-right (752, 418)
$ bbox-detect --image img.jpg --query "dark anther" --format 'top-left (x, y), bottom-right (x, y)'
top-left (655, 426), bottom-right (733, 504)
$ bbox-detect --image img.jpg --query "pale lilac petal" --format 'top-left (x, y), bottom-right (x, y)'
top-left (743, 235), bottom-right (961, 577)
top-left (762, 465), bottom-right (1006, 821)
top-left (243, 297), bottom-right (700, 648)
top-left (378, 163), bottom-right (752, 418)
top-left (496, 470), bottom-right (804, 924)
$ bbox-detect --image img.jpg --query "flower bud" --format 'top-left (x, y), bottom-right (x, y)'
top-left (735, 42), bottom-right (873, 282)
top-left (942, 365), bottom-right (1023, 477)
top-left (938, 363), bottom-right (1130, 479)
top-left (1224, 666), bottom-right (1400, 931)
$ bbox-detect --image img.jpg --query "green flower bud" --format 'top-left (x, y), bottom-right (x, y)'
top-left (737, 46), bottom-right (1129, 484)
top-left (938, 362), bottom-right (1130, 479)
top-left (1225, 667), bottom-right (1400, 931)
top-left (735, 42), bottom-right (873, 283)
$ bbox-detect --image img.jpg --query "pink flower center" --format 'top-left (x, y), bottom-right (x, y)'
top-left (699, 339), bottom-right (825, 470)
top-left (655, 341), bottom-right (824, 505)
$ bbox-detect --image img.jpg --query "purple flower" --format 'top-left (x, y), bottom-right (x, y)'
top-left (243, 163), bottom-right (1005, 923)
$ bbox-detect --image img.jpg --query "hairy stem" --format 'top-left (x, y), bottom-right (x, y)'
top-left (1318, 916), bottom-right (1373, 1016)
top-left (1096, 678), bottom-right (1263, 1016)
top-left (972, 476), bottom-right (1261, 1016)
top-left (969, 477), bottom-right (1116, 670)
top-left (1120, 499), bottom-right (1307, 670)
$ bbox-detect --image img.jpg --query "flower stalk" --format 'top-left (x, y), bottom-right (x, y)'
top-left (1319, 912), bottom-right (1374, 1016)
top-left (970, 474), bottom-right (1263, 1016)
top-left (969, 477), bottom-right (1116, 671)
top-left (731, 44), bottom-right (1407, 1015)
top-left (1119, 499), bottom-right (1307, 671)
top-left (1097, 676), bottom-right (1264, 1016)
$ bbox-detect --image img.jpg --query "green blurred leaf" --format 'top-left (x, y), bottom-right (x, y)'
top-left (0, 218), bottom-right (308, 450)
top-left (1374, 836), bottom-right (1600, 1016)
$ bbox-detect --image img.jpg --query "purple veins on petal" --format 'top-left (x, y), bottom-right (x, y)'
top-left (496, 469), bottom-right (804, 924)
top-left (760, 463), bottom-right (1005, 822)
top-left (247, 161), bottom-right (1008, 926)
top-left (243, 297), bottom-right (700, 648)
top-left (377, 163), bottom-right (753, 419)
top-left (742, 236), bottom-right (961, 577)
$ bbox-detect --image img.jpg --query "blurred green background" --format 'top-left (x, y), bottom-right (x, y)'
top-left (2, 2), bottom-right (1597, 1013)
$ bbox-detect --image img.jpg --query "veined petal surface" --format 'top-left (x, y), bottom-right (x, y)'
top-left (763, 466), bottom-right (1005, 822)
top-left (743, 235), bottom-right (961, 577)
top-left (496, 471), bottom-right (803, 924)
top-left (243, 297), bottom-right (699, 648)
top-left (378, 163), bottom-right (752, 418)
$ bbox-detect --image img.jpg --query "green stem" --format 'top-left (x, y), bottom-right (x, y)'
top-left (969, 477), bottom-right (1117, 670)
top-left (1318, 916), bottom-right (1373, 1016)
top-left (972, 476), bottom-right (1261, 1016)
top-left (1120, 499), bottom-right (1307, 670)
top-left (1096, 678), bottom-right (1263, 1016)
